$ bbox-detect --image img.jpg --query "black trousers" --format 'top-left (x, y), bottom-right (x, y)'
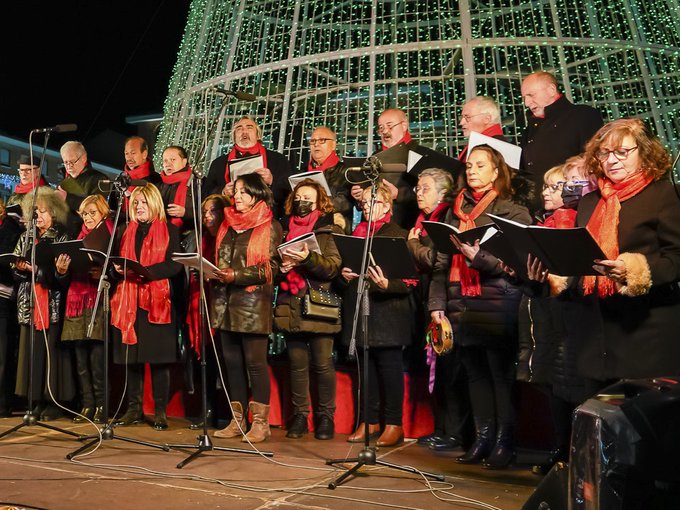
top-left (287, 333), bottom-right (336, 419)
top-left (432, 347), bottom-right (474, 442)
top-left (358, 346), bottom-right (404, 426)
top-left (217, 330), bottom-right (270, 410)
top-left (74, 340), bottom-right (106, 408)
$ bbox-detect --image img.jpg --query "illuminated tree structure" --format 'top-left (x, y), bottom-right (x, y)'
top-left (155, 0), bottom-right (679, 175)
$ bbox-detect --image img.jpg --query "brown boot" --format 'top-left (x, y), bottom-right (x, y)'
top-left (214, 402), bottom-right (246, 439)
top-left (242, 401), bottom-right (270, 443)
top-left (377, 425), bottom-right (404, 447)
top-left (347, 422), bottom-right (380, 443)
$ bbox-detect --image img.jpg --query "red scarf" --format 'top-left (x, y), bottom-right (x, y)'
top-left (352, 213), bottom-right (392, 238)
top-left (414, 202), bottom-right (449, 237)
top-left (308, 152), bottom-right (340, 173)
top-left (33, 235), bottom-right (50, 331)
top-left (225, 143), bottom-right (268, 183)
top-left (582, 173), bottom-right (653, 297)
top-left (125, 159), bottom-right (154, 190)
top-left (15, 176), bottom-right (48, 194)
top-left (161, 167), bottom-right (191, 228)
top-left (65, 219), bottom-right (113, 318)
top-left (381, 131), bottom-right (413, 152)
top-left (280, 210), bottom-right (322, 295)
top-left (110, 220), bottom-right (171, 345)
top-left (458, 124), bottom-right (504, 162)
top-left (540, 208), bottom-right (577, 229)
top-left (187, 234), bottom-right (216, 358)
top-left (215, 200), bottom-right (273, 292)
top-left (449, 189), bottom-right (498, 296)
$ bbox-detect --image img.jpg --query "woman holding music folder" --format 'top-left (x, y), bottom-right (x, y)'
top-left (55, 195), bottom-right (112, 424)
top-left (429, 145), bottom-right (531, 469)
top-left (340, 184), bottom-right (416, 448)
top-left (13, 187), bottom-right (74, 421)
top-left (533, 118), bottom-right (680, 388)
top-left (110, 183), bottom-right (182, 431)
top-left (210, 173), bottom-right (282, 443)
top-left (274, 178), bottom-right (343, 440)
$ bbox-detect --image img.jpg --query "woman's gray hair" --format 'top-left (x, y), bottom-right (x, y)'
top-left (21, 187), bottom-right (69, 227)
top-left (418, 168), bottom-right (454, 195)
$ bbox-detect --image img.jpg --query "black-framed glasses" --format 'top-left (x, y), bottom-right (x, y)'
top-left (309, 138), bottom-right (334, 145)
top-left (17, 166), bottom-right (38, 173)
top-left (595, 146), bottom-right (638, 161)
top-left (63, 154), bottom-right (83, 168)
top-left (359, 200), bottom-right (385, 208)
top-left (542, 182), bottom-right (565, 192)
top-left (80, 210), bottom-right (100, 219)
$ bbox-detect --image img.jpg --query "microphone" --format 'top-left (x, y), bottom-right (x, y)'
top-left (32, 123), bottom-right (78, 134)
top-left (210, 87), bottom-right (257, 101)
top-left (345, 156), bottom-right (383, 183)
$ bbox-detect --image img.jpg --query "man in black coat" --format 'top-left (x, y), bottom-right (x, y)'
top-left (520, 71), bottom-right (603, 213)
top-left (202, 115), bottom-right (293, 221)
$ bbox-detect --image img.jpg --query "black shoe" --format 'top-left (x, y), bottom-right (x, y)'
top-left (429, 435), bottom-right (464, 451)
top-left (189, 408), bottom-right (214, 430)
top-left (40, 404), bottom-right (63, 422)
top-left (73, 407), bottom-right (95, 423)
top-left (482, 444), bottom-right (514, 469)
top-left (314, 415), bottom-right (334, 440)
top-left (153, 411), bottom-right (168, 431)
top-left (31, 402), bottom-right (46, 417)
top-left (113, 409), bottom-right (144, 427)
top-left (286, 413), bottom-right (308, 439)
top-left (93, 406), bottom-right (105, 424)
top-left (417, 433), bottom-right (441, 446)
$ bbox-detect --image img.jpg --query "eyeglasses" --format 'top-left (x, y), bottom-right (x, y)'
top-left (461, 113), bottom-right (487, 122)
top-left (413, 186), bottom-right (433, 194)
top-left (563, 180), bottom-right (591, 192)
top-left (18, 166), bottom-right (38, 173)
top-left (542, 182), bottom-right (565, 192)
top-left (359, 200), bottom-right (385, 209)
top-left (595, 146), bottom-right (638, 161)
top-left (309, 138), bottom-right (334, 145)
top-left (63, 154), bottom-right (83, 168)
top-left (81, 210), bottom-right (100, 219)
top-left (376, 122), bottom-right (404, 134)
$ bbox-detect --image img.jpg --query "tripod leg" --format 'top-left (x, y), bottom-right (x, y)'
top-left (328, 461), bottom-right (365, 489)
top-left (0, 422), bottom-right (26, 440)
top-left (376, 459), bottom-right (445, 481)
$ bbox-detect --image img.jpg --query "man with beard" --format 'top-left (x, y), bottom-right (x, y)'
top-left (203, 115), bottom-right (293, 221)
top-left (351, 108), bottom-right (464, 228)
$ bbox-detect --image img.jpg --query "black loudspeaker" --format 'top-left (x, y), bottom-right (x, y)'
top-left (570, 377), bottom-right (680, 510)
top-left (522, 462), bottom-right (568, 510)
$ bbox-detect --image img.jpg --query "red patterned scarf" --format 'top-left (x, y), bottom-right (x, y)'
top-left (161, 167), bottom-right (191, 228)
top-left (215, 200), bottom-right (273, 292)
top-left (582, 172), bottom-right (653, 297)
top-left (15, 176), bottom-right (48, 194)
top-left (280, 210), bottom-right (322, 295)
top-left (225, 143), bottom-right (268, 183)
top-left (308, 151), bottom-right (340, 173)
top-left (449, 189), bottom-right (498, 296)
top-left (110, 220), bottom-right (171, 345)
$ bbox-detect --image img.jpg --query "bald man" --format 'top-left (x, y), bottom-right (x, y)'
top-left (520, 71), bottom-right (603, 212)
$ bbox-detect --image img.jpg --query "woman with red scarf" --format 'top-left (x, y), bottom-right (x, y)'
top-left (210, 173), bottom-right (282, 443)
top-left (55, 195), bottom-right (112, 424)
top-left (341, 185), bottom-right (416, 448)
top-left (158, 145), bottom-right (194, 240)
top-left (13, 188), bottom-right (74, 421)
top-left (429, 145), bottom-right (531, 469)
top-left (407, 168), bottom-right (473, 453)
top-left (110, 184), bottom-right (182, 431)
top-left (535, 118), bottom-right (680, 393)
top-left (273, 179), bottom-right (342, 440)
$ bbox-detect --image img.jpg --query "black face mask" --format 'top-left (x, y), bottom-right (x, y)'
top-left (293, 200), bottom-right (314, 217)
top-left (561, 184), bottom-right (583, 210)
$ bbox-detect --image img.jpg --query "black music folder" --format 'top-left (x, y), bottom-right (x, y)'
top-left (332, 234), bottom-right (417, 279)
top-left (421, 221), bottom-right (500, 256)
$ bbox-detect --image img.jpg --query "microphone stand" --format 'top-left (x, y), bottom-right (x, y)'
top-left (167, 93), bottom-right (272, 467)
top-left (325, 175), bottom-right (443, 489)
top-left (0, 131), bottom-right (82, 441)
top-left (67, 179), bottom-right (169, 458)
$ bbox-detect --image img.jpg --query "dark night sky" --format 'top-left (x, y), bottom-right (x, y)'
top-left (1, 1), bottom-right (191, 165)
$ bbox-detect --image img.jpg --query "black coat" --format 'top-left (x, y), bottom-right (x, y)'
top-left (59, 166), bottom-right (108, 236)
top-left (274, 214), bottom-right (343, 334)
top-left (303, 156), bottom-right (355, 233)
top-left (520, 96), bottom-right (603, 212)
top-left (338, 222), bottom-right (416, 349)
top-left (563, 179), bottom-right (680, 380)
top-left (428, 192), bottom-right (531, 349)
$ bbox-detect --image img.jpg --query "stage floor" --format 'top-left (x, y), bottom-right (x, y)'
top-left (0, 414), bottom-right (540, 510)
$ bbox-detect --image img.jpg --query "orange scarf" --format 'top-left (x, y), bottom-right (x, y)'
top-left (449, 188), bottom-right (498, 296)
top-left (215, 200), bottom-right (273, 292)
top-left (110, 220), bottom-right (171, 345)
top-left (583, 173), bottom-right (653, 297)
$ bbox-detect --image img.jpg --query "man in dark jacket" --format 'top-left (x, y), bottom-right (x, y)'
top-left (202, 115), bottom-right (293, 221)
top-left (56, 141), bottom-right (107, 236)
top-left (520, 72), bottom-right (603, 213)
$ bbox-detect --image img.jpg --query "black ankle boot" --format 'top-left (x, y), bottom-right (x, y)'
top-left (153, 410), bottom-right (168, 430)
top-left (457, 421), bottom-right (495, 464)
top-left (93, 406), bottom-right (105, 424)
top-left (314, 415), bottom-right (334, 440)
top-left (482, 426), bottom-right (514, 469)
top-left (286, 413), bottom-right (308, 439)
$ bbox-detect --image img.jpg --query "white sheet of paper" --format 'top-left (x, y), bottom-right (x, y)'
top-left (468, 131), bottom-right (522, 169)
top-left (288, 170), bottom-right (332, 195)
top-left (229, 155), bottom-right (264, 182)
top-left (407, 150), bottom-right (423, 173)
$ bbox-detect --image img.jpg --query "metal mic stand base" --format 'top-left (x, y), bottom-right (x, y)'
top-left (0, 410), bottom-right (85, 441)
top-left (66, 422), bottom-right (171, 459)
top-left (169, 434), bottom-right (273, 469)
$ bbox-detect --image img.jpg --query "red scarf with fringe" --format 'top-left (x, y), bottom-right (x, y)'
top-left (161, 168), bottom-right (191, 228)
top-left (280, 210), bottom-right (322, 296)
top-left (225, 143), bottom-right (268, 183)
top-left (449, 189), bottom-right (498, 296)
top-left (65, 219), bottom-right (113, 318)
top-left (308, 152), bottom-right (340, 173)
top-left (110, 220), bottom-right (171, 345)
top-left (15, 176), bottom-right (48, 194)
top-left (582, 173), bottom-right (653, 297)
top-left (215, 200), bottom-right (273, 292)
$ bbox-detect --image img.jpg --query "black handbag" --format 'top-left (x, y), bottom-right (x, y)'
top-left (303, 285), bottom-right (342, 321)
